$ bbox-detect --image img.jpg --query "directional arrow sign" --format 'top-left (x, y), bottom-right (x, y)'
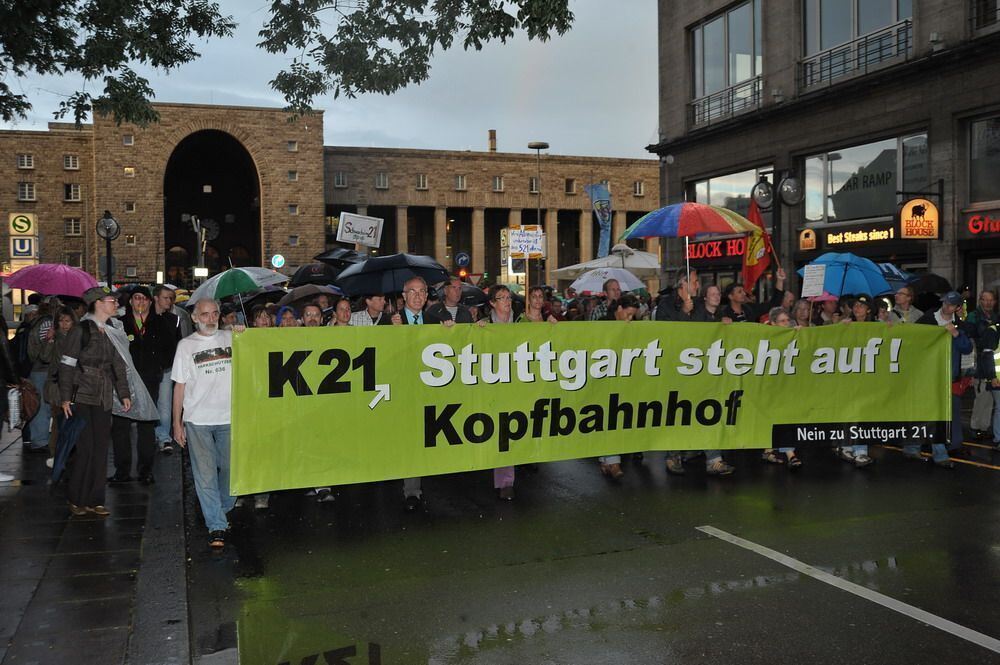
top-left (368, 383), bottom-right (391, 410)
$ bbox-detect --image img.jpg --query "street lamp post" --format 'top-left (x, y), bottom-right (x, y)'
top-left (751, 170), bottom-right (804, 293)
top-left (96, 210), bottom-right (121, 287)
top-left (528, 141), bottom-right (549, 287)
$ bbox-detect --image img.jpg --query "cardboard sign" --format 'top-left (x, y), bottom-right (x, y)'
top-left (336, 212), bottom-right (384, 248)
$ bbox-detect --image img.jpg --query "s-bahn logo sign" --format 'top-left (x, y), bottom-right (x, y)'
top-left (899, 198), bottom-right (939, 239)
top-left (8, 213), bottom-right (36, 236)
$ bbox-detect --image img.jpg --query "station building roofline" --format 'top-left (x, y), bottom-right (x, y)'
top-left (323, 144), bottom-right (656, 165)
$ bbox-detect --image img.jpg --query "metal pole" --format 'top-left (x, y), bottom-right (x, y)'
top-left (536, 148), bottom-right (542, 288)
top-left (105, 236), bottom-right (113, 287)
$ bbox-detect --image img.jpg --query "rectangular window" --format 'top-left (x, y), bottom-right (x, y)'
top-left (64, 218), bottom-right (82, 236)
top-left (125, 266), bottom-right (138, 278)
top-left (64, 183), bottom-right (81, 201)
top-left (375, 172), bottom-right (389, 189)
top-left (63, 154), bottom-right (79, 170)
top-left (122, 134), bottom-right (134, 146)
top-left (288, 204), bottom-right (299, 215)
top-left (124, 234), bottom-right (136, 246)
top-left (692, 166), bottom-right (773, 226)
top-left (287, 140), bottom-right (298, 152)
top-left (971, 117), bottom-right (1000, 203)
top-left (805, 134), bottom-right (926, 222)
top-left (16, 154), bottom-right (34, 169)
top-left (416, 173), bottom-right (428, 190)
top-left (493, 176), bottom-right (504, 192)
top-left (333, 171), bottom-right (348, 188)
top-left (973, 0), bottom-right (998, 29)
top-left (454, 174), bottom-right (467, 191)
top-left (66, 252), bottom-right (83, 268)
top-left (17, 182), bottom-right (36, 201)
top-left (287, 170), bottom-right (298, 182)
top-left (124, 201), bottom-right (136, 213)
top-left (123, 167), bottom-right (135, 178)
top-left (691, 0), bottom-right (761, 98)
top-left (565, 178), bottom-right (576, 194)
top-left (633, 181), bottom-right (646, 197)
top-left (529, 176), bottom-right (539, 194)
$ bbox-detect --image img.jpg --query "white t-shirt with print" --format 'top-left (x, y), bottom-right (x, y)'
top-left (171, 330), bottom-right (233, 425)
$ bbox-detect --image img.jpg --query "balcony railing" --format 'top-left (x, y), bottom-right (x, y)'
top-left (689, 76), bottom-right (762, 128)
top-left (971, 0), bottom-right (1000, 30)
top-left (799, 19), bottom-right (912, 91)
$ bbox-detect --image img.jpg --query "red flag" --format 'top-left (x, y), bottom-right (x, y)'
top-left (741, 199), bottom-right (772, 293)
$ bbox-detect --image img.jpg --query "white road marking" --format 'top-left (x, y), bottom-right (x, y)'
top-left (696, 525), bottom-right (1000, 654)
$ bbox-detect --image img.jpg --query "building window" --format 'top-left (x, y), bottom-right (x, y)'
top-left (416, 173), bottom-right (428, 190)
top-left (288, 204), bottom-right (299, 215)
top-left (973, 0), bottom-right (1000, 29)
top-left (288, 235), bottom-right (300, 246)
top-left (66, 252), bottom-right (83, 268)
top-left (801, 0), bottom-right (913, 88)
top-left (529, 176), bottom-right (539, 194)
top-left (492, 176), bottom-right (505, 192)
top-left (805, 133), bottom-right (927, 223)
top-left (126, 266), bottom-right (138, 278)
top-left (17, 182), bottom-right (36, 201)
top-left (122, 134), bottom-right (134, 146)
top-left (64, 183), bottom-right (81, 201)
top-left (123, 167), bottom-right (135, 178)
top-left (16, 154), bottom-right (34, 169)
top-left (64, 218), bottom-right (82, 236)
top-left (565, 178), bottom-right (577, 194)
top-left (124, 234), bottom-right (136, 246)
top-left (124, 201), bottom-right (136, 213)
top-left (692, 166), bottom-right (773, 225)
top-left (690, 0), bottom-right (762, 124)
top-left (375, 172), bottom-right (389, 189)
top-left (334, 171), bottom-right (348, 188)
top-left (287, 140), bottom-right (298, 152)
top-left (633, 181), bottom-right (646, 197)
top-left (288, 170), bottom-right (298, 182)
top-left (971, 116), bottom-right (1000, 203)
top-left (63, 154), bottom-right (79, 170)
top-left (454, 174), bottom-right (467, 191)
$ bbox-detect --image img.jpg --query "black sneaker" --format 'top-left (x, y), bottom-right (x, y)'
top-left (404, 495), bottom-right (423, 512)
top-left (159, 442), bottom-right (174, 456)
top-left (107, 474), bottom-right (133, 484)
top-left (208, 531), bottom-right (225, 548)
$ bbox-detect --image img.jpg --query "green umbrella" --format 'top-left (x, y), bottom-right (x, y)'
top-left (189, 267), bottom-right (290, 304)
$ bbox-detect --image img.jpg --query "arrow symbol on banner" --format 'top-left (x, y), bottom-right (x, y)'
top-left (368, 384), bottom-right (391, 410)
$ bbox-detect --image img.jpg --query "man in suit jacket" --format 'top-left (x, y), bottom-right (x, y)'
top-left (425, 277), bottom-right (473, 324)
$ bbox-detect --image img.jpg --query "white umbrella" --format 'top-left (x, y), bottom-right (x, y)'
top-left (552, 243), bottom-right (660, 280)
top-left (189, 267), bottom-right (290, 303)
top-left (569, 268), bottom-right (646, 295)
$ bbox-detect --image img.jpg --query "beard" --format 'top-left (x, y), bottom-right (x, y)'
top-left (197, 321), bottom-right (219, 335)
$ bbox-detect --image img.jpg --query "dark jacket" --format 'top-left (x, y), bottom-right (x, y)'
top-left (118, 309), bottom-right (174, 379)
top-left (157, 308), bottom-right (181, 367)
top-left (57, 321), bottom-right (130, 409)
top-left (721, 290), bottom-right (786, 323)
top-left (425, 302), bottom-right (473, 324)
top-left (655, 292), bottom-right (699, 322)
top-left (916, 309), bottom-right (974, 381)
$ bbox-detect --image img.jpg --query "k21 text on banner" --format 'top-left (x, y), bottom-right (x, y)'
top-left (230, 322), bottom-right (950, 494)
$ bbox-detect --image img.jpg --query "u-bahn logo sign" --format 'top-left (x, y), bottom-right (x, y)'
top-left (9, 213), bottom-right (36, 236)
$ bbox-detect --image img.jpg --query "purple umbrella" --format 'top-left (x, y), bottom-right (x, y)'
top-left (6, 264), bottom-right (98, 297)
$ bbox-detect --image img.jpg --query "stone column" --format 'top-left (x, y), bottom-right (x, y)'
top-left (579, 210), bottom-right (593, 263)
top-left (545, 209), bottom-right (559, 285)
top-left (508, 208), bottom-right (522, 228)
top-left (434, 207), bottom-right (448, 268)
top-left (612, 210), bottom-right (627, 245)
top-left (472, 207), bottom-right (485, 276)
top-left (395, 206), bottom-right (408, 254)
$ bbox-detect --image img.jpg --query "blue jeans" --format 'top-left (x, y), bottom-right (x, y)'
top-left (902, 442), bottom-right (950, 462)
top-left (185, 423), bottom-right (235, 532)
top-left (155, 370), bottom-right (173, 444)
top-left (27, 370), bottom-right (51, 449)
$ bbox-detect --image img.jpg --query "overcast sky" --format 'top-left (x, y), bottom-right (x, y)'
top-left (3, 0), bottom-right (658, 159)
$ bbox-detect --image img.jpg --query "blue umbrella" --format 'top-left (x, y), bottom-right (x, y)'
top-left (797, 252), bottom-right (892, 297)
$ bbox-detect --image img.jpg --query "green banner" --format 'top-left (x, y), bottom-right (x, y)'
top-left (231, 322), bottom-right (950, 494)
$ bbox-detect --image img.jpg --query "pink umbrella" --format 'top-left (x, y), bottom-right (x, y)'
top-left (6, 264), bottom-right (99, 298)
top-left (807, 291), bottom-right (838, 303)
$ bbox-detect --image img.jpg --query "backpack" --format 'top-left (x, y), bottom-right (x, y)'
top-left (10, 323), bottom-right (32, 378)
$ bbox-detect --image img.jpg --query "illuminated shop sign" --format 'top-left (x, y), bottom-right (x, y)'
top-left (686, 236), bottom-right (745, 264)
top-left (966, 213), bottom-right (1000, 236)
top-left (899, 198), bottom-right (939, 239)
top-left (824, 223), bottom-right (898, 246)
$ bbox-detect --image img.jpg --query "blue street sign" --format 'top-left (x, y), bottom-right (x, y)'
top-left (455, 252), bottom-right (470, 267)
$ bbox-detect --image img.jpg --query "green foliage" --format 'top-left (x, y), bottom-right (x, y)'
top-left (2, 0), bottom-right (573, 125)
top-left (0, 0), bottom-right (235, 126)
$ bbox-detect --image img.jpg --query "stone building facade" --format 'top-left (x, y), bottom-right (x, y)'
top-left (650, 0), bottom-right (1000, 295)
top-left (0, 104), bottom-right (657, 289)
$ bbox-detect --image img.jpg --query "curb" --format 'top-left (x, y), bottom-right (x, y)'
top-left (126, 449), bottom-right (191, 664)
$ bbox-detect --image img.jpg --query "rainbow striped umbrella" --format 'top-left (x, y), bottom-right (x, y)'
top-left (620, 202), bottom-right (760, 240)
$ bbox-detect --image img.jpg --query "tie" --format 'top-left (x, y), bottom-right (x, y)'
top-left (414, 314), bottom-right (422, 325)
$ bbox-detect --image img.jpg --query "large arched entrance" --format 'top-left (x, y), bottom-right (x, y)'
top-left (163, 130), bottom-right (260, 286)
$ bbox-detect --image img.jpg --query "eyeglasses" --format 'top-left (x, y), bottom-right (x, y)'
top-left (405, 288), bottom-right (428, 295)
top-left (494, 296), bottom-right (512, 302)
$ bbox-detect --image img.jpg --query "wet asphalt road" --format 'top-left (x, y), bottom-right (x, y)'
top-left (185, 442), bottom-right (1000, 665)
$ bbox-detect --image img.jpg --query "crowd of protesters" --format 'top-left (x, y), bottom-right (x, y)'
top-left (1, 267), bottom-right (993, 549)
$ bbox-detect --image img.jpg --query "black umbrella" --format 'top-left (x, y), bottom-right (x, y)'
top-left (289, 262), bottom-right (342, 286)
top-left (909, 273), bottom-right (952, 295)
top-left (335, 253), bottom-right (450, 296)
top-left (277, 284), bottom-right (344, 307)
top-left (314, 247), bottom-right (368, 269)
top-left (460, 283), bottom-right (489, 306)
top-left (51, 414), bottom-right (87, 483)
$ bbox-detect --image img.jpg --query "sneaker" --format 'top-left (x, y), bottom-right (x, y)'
top-left (404, 495), bottom-right (423, 512)
top-left (706, 459), bottom-right (735, 476)
top-left (68, 503), bottom-right (88, 516)
top-left (835, 447), bottom-right (855, 462)
top-left (304, 488), bottom-right (318, 497)
top-left (89, 505), bottom-right (110, 517)
top-left (159, 442), bottom-right (174, 456)
top-left (254, 495), bottom-right (270, 510)
top-left (497, 486), bottom-right (514, 501)
top-left (933, 458), bottom-right (955, 469)
top-left (45, 457), bottom-right (54, 469)
top-left (600, 463), bottom-right (624, 481)
top-left (234, 497), bottom-right (247, 508)
top-left (315, 487), bottom-right (335, 503)
top-left (665, 455), bottom-right (685, 475)
top-left (853, 454), bottom-right (874, 468)
top-left (0, 472), bottom-right (13, 482)
top-left (208, 530), bottom-right (226, 548)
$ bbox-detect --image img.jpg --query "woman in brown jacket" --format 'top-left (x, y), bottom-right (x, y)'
top-left (58, 287), bottom-right (131, 517)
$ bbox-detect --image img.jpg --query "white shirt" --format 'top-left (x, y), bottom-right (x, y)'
top-left (171, 329), bottom-right (233, 425)
top-left (349, 309), bottom-right (384, 326)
